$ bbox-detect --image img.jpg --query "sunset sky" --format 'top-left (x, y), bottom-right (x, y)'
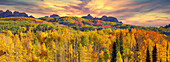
top-left (0, 0), bottom-right (170, 26)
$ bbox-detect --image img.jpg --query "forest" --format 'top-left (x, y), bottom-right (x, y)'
top-left (0, 17), bottom-right (169, 62)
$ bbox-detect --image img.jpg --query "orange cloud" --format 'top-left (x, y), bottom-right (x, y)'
top-left (123, 12), bottom-right (170, 26)
top-left (0, 0), bottom-right (169, 26)
top-left (86, 0), bottom-right (133, 10)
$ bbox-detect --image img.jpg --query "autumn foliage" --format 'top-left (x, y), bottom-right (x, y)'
top-left (0, 28), bottom-right (169, 62)
top-left (0, 17), bottom-right (45, 23)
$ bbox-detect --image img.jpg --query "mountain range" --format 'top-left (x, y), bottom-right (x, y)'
top-left (0, 10), bottom-right (121, 23)
top-left (0, 10), bottom-right (34, 18)
top-left (0, 10), bottom-right (170, 41)
top-left (82, 14), bottom-right (122, 23)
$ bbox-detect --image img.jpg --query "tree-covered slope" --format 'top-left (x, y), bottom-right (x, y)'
top-left (39, 16), bottom-right (170, 38)
top-left (0, 17), bottom-right (67, 34)
top-left (0, 17), bottom-right (45, 23)
top-left (0, 17), bottom-right (169, 62)
top-left (0, 28), bottom-right (169, 62)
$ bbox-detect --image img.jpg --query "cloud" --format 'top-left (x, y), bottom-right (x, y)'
top-left (123, 12), bottom-right (170, 26)
top-left (0, 1), bottom-right (30, 6)
top-left (0, 0), bottom-right (170, 26)
top-left (0, 0), bottom-right (40, 6)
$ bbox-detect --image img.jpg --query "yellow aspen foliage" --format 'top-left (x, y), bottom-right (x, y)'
top-left (131, 34), bottom-right (136, 46)
top-left (167, 42), bottom-right (170, 62)
top-left (99, 50), bottom-right (104, 62)
top-left (7, 30), bottom-right (13, 37)
top-left (160, 40), bottom-right (167, 62)
top-left (32, 54), bottom-right (38, 62)
top-left (1, 30), bottom-right (7, 34)
top-left (128, 56), bottom-right (135, 62)
top-left (92, 50), bottom-right (99, 62)
top-left (69, 44), bottom-right (73, 56)
top-left (39, 32), bottom-right (47, 42)
top-left (116, 51), bottom-right (123, 62)
top-left (0, 28), bottom-right (169, 62)
top-left (40, 43), bottom-right (47, 57)
top-left (87, 44), bottom-right (93, 61)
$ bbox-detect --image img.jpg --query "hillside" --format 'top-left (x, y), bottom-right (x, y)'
top-left (0, 16), bottom-right (169, 62)
top-left (39, 16), bottom-right (170, 36)
top-left (39, 16), bottom-right (130, 31)
top-left (0, 0), bottom-right (169, 61)
top-left (0, 26), bottom-right (169, 62)
top-left (0, 17), bottom-right (72, 34)
top-left (0, 17), bottom-right (45, 23)
top-left (1, 17), bottom-right (170, 40)
top-left (0, 16), bottom-right (169, 39)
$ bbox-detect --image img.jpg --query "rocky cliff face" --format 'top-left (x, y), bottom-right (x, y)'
top-left (29, 15), bottom-right (35, 18)
top-left (0, 10), bottom-right (34, 18)
top-left (50, 14), bottom-right (59, 17)
top-left (0, 10), bottom-right (13, 17)
top-left (13, 11), bottom-right (28, 17)
top-left (82, 14), bottom-right (119, 22)
top-left (0, 10), bottom-right (3, 14)
top-left (82, 14), bottom-right (93, 20)
top-left (101, 16), bottom-right (118, 22)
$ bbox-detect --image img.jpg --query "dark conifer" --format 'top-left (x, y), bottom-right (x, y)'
top-left (146, 46), bottom-right (150, 62)
top-left (111, 42), bottom-right (117, 62)
top-left (152, 44), bottom-right (157, 62)
top-left (120, 31), bottom-right (123, 55)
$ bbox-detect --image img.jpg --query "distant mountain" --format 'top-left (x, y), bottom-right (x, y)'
top-left (39, 14), bottom-right (121, 23)
top-left (164, 24), bottom-right (170, 28)
top-left (50, 14), bottom-right (59, 17)
top-left (0, 10), bottom-right (34, 18)
top-left (82, 14), bottom-right (122, 23)
top-left (82, 14), bottom-right (93, 20)
top-left (38, 14), bottom-right (59, 19)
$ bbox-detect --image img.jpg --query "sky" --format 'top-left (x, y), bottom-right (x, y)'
top-left (0, 0), bottom-right (170, 27)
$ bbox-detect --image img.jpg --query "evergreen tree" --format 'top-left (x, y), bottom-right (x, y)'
top-left (146, 46), bottom-right (150, 62)
top-left (152, 44), bottom-right (157, 62)
top-left (135, 43), bottom-right (139, 52)
top-left (119, 31), bottom-right (123, 55)
top-left (119, 31), bottom-right (124, 62)
top-left (116, 36), bottom-right (120, 51)
top-left (111, 42), bottom-right (117, 62)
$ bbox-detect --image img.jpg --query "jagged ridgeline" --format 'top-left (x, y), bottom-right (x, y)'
top-left (0, 28), bottom-right (169, 62)
top-left (0, 10), bottom-right (34, 18)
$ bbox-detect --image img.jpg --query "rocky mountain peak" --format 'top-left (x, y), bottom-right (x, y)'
top-left (6, 10), bottom-right (12, 13)
top-left (82, 14), bottom-right (93, 19)
top-left (0, 10), bottom-right (3, 13)
top-left (50, 14), bottom-right (59, 17)
top-left (29, 15), bottom-right (35, 18)
top-left (0, 10), bottom-right (32, 18)
top-left (82, 14), bottom-right (119, 22)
